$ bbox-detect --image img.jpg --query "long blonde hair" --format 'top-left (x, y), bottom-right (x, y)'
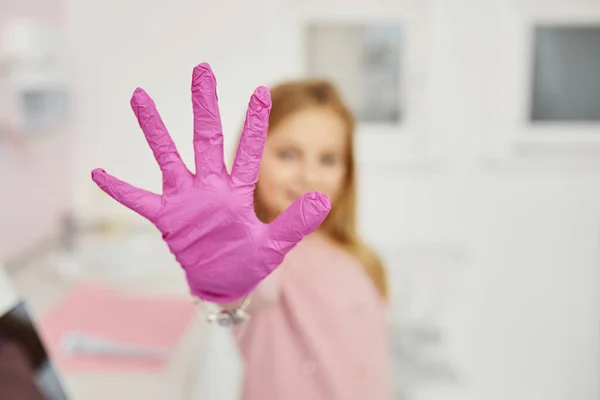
top-left (252, 79), bottom-right (388, 301)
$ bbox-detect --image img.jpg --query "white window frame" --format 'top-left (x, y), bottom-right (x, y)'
top-left (273, 2), bottom-right (435, 165)
top-left (515, 4), bottom-right (600, 148)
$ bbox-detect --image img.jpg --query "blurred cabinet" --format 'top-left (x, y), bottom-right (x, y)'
top-left (0, 2), bottom-right (70, 263)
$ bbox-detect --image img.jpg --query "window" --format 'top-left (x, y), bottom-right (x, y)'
top-left (19, 88), bottom-right (70, 132)
top-left (306, 23), bottom-right (404, 124)
top-left (530, 25), bottom-right (600, 122)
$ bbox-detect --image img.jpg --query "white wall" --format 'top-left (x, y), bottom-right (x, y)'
top-left (64, 0), bottom-right (280, 222)
top-left (63, 0), bottom-right (600, 399)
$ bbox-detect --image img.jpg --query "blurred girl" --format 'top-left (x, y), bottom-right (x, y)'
top-left (234, 79), bottom-right (391, 400)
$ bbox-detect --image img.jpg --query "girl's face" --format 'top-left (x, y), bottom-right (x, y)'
top-left (256, 107), bottom-right (349, 220)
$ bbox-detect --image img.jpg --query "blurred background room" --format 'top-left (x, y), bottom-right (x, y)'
top-left (2, 0), bottom-right (600, 399)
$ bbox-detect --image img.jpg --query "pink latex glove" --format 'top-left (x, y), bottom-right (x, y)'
top-left (91, 63), bottom-right (331, 303)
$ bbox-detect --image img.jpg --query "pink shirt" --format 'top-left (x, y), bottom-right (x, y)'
top-left (234, 234), bottom-right (391, 400)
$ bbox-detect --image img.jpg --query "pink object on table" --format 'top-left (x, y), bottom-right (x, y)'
top-left (39, 282), bottom-right (195, 372)
top-left (91, 62), bottom-right (331, 303)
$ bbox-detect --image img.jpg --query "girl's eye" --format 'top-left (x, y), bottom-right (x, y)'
top-left (321, 154), bottom-right (339, 166)
top-left (278, 150), bottom-right (296, 160)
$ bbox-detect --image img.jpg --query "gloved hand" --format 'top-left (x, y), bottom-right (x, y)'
top-left (91, 63), bottom-right (331, 303)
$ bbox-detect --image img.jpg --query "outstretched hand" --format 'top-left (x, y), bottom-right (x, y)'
top-left (91, 63), bottom-right (331, 303)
